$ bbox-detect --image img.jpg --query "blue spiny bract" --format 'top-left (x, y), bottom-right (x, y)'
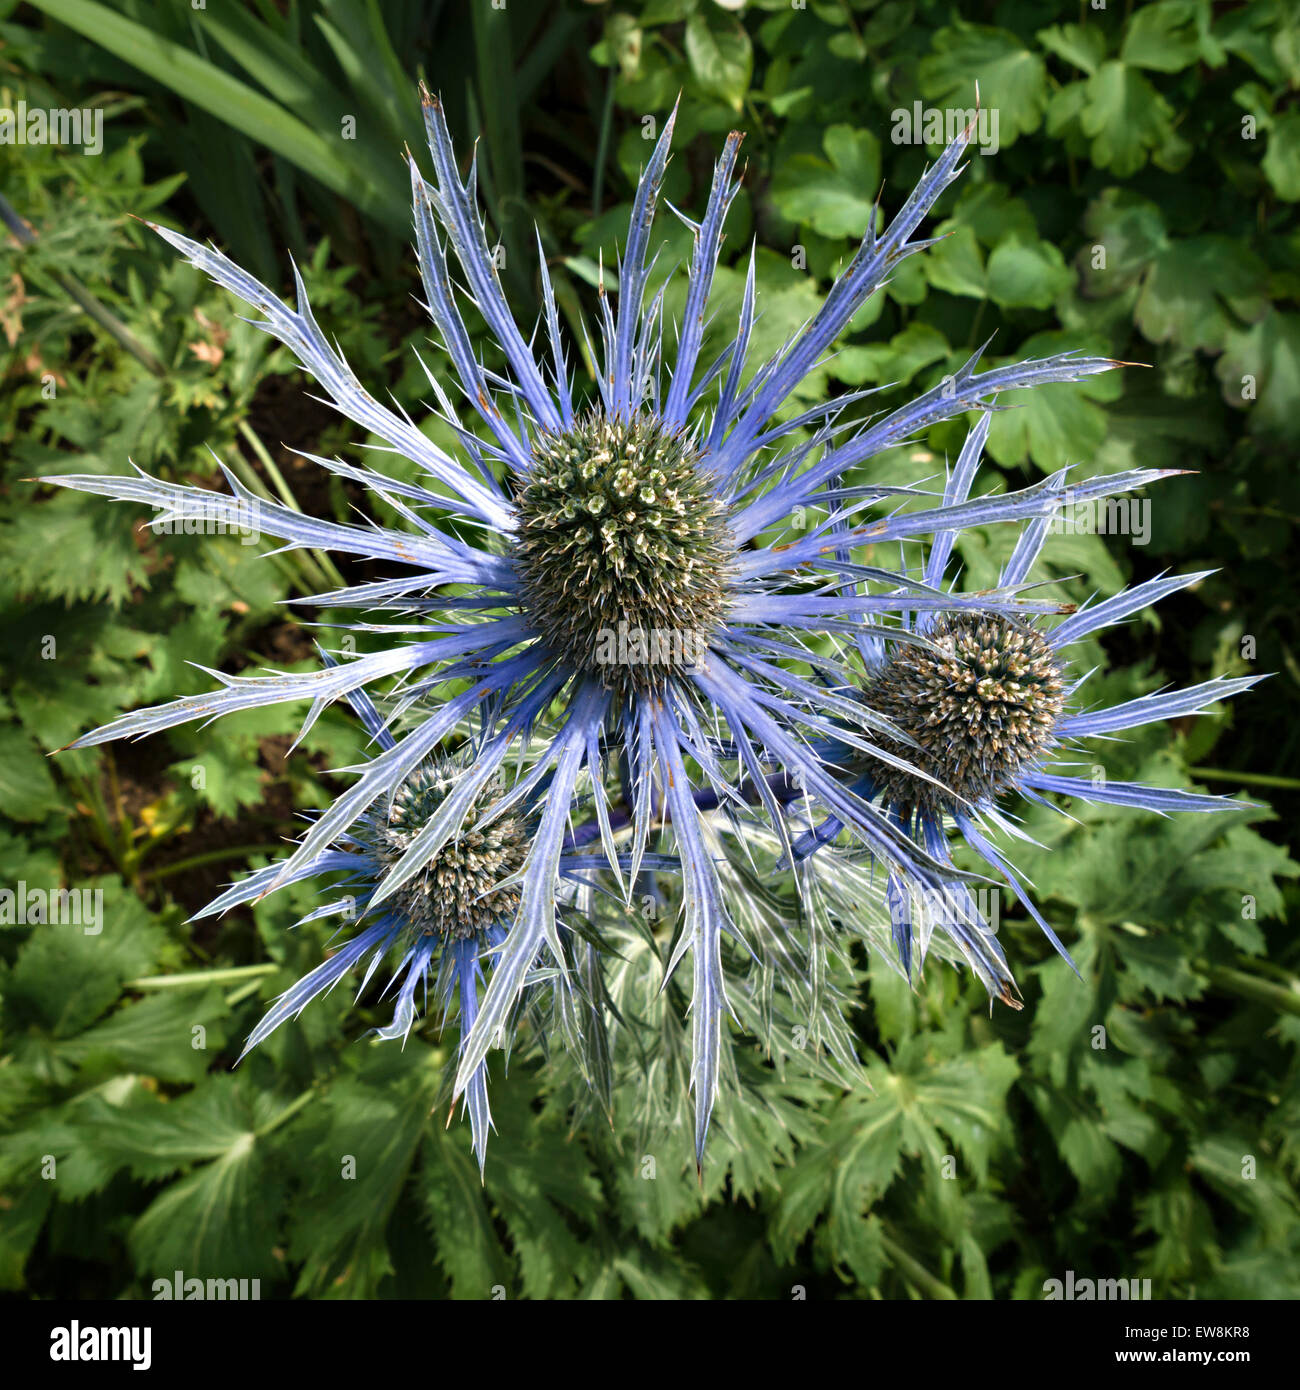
top-left (197, 712), bottom-right (654, 1173)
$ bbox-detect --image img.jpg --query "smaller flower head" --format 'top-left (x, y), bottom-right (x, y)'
top-left (863, 612), bottom-right (1066, 817)
top-left (367, 760), bottom-right (527, 940)
top-left (792, 414), bottom-right (1262, 993)
top-left (199, 694), bottom-right (638, 1172)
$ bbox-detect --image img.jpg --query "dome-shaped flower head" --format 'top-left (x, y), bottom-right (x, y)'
top-left (792, 413), bottom-right (1262, 994)
top-left (45, 91), bottom-right (1177, 1160)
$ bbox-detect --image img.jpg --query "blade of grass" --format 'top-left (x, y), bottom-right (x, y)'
top-left (201, 0), bottom-right (418, 202)
top-left (515, 6), bottom-right (583, 109)
top-left (470, 0), bottom-right (529, 301)
top-left (592, 68), bottom-right (615, 217)
top-left (29, 0), bottom-right (409, 232)
top-left (235, 420), bottom-right (347, 590)
top-left (321, 0), bottom-right (425, 151)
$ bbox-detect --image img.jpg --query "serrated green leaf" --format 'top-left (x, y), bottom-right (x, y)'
top-left (128, 1077), bottom-right (284, 1282)
top-left (1080, 62), bottom-right (1175, 177)
top-left (287, 1047), bottom-right (442, 1298)
top-left (58, 988), bottom-right (230, 1083)
top-left (419, 1127), bottom-right (508, 1299)
top-left (1121, 1), bottom-right (1203, 73)
top-left (5, 883), bottom-right (163, 1040)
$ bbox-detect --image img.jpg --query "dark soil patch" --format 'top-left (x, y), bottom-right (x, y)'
top-left (252, 619), bottom-right (318, 668)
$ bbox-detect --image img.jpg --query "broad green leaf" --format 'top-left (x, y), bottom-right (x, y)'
top-left (1187, 825), bottom-right (1298, 931)
top-left (479, 1078), bottom-right (606, 1298)
top-left (983, 376), bottom-right (1110, 472)
top-left (919, 21), bottom-right (1048, 146)
top-left (0, 487), bottom-right (149, 607)
top-left (5, 883), bottom-right (163, 1040)
top-left (1216, 309), bottom-right (1300, 440)
top-left (774, 1039), bottom-right (1017, 1285)
top-left (1116, 932), bottom-right (1205, 1004)
top-left (0, 722), bottom-right (61, 823)
top-left (770, 125), bottom-right (881, 239)
top-left (1136, 1181), bottom-right (1219, 1284)
top-left (834, 322), bottom-right (950, 387)
top-left (924, 223), bottom-right (986, 299)
top-left (684, 9), bottom-right (752, 113)
top-left (287, 1046), bottom-right (442, 1298)
top-left (74, 1074), bottom-right (278, 1181)
top-left (1028, 944), bottom-right (1102, 1083)
top-left (951, 183), bottom-right (1037, 248)
top-left (1262, 110), bottom-right (1300, 200)
top-left (1190, 1134), bottom-right (1300, 1228)
top-left (27, 0), bottom-right (407, 230)
top-left (1121, 0), bottom-right (1203, 73)
top-left (0, 829), bottom-right (60, 902)
top-left (1080, 188), bottom-right (1169, 290)
top-left (602, 1249), bottom-right (711, 1299)
top-left (1136, 237), bottom-right (1270, 353)
top-left (0, 1185), bottom-right (52, 1291)
top-left (57, 988), bottom-right (230, 1083)
top-left (419, 1126), bottom-right (508, 1299)
top-left (1059, 1114), bottom-right (1123, 1198)
top-left (1037, 23), bottom-right (1108, 76)
top-left (126, 1078), bottom-right (284, 1281)
top-left (1080, 62), bottom-right (1175, 176)
top-left (986, 237), bottom-right (1073, 310)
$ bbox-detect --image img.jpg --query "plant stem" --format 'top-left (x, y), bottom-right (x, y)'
top-left (878, 1221), bottom-right (959, 1299)
top-left (221, 446), bottom-right (332, 594)
top-left (1193, 768), bottom-right (1300, 790)
top-left (0, 192), bottom-right (167, 375)
top-left (592, 69), bottom-right (616, 217)
top-left (236, 419), bottom-right (347, 589)
top-left (1197, 961), bottom-right (1300, 1017)
top-left (255, 1086), bottom-right (318, 1139)
top-left (4, 190), bottom-right (346, 597)
top-left (125, 963), bottom-right (280, 991)
top-left (146, 844), bottom-right (284, 881)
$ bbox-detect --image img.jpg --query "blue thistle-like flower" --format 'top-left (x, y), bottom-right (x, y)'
top-left (793, 413), bottom-right (1263, 993)
top-left (194, 667), bottom-right (660, 1172)
top-left (44, 91), bottom-right (1179, 1160)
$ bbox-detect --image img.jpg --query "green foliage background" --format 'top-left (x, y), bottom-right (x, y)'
top-left (2, 0), bottom-right (1299, 1299)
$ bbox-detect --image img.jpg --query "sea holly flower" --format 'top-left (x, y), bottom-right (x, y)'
top-left (791, 412), bottom-right (1262, 994)
top-left (197, 671), bottom-right (660, 1171)
top-left (44, 90), bottom-right (1178, 1160)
